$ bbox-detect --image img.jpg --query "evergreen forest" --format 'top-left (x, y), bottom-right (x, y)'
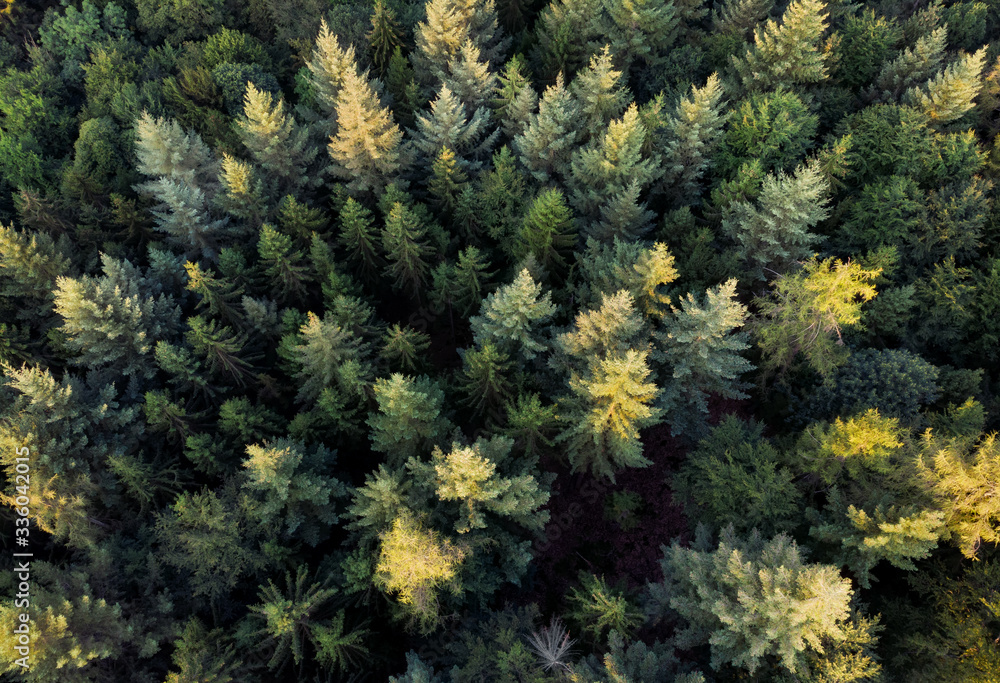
top-left (2, 0), bottom-right (1000, 680)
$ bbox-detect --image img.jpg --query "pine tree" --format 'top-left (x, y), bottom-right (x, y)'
top-left (906, 47), bottom-right (988, 126)
top-left (368, 0), bottom-right (404, 75)
top-left (659, 73), bottom-right (728, 206)
top-left (568, 46), bottom-right (630, 142)
top-left (568, 104), bottom-right (660, 230)
top-left (720, 160), bottom-right (830, 277)
top-left (307, 18), bottom-right (359, 125)
top-left (328, 67), bottom-right (404, 197)
top-left (382, 202), bottom-right (433, 297)
top-left (872, 26), bottom-right (946, 101)
top-left (54, 254), bottom-right (181, 379)
top-left (337, 197), bottom-right (385, 283)
top-left (368, 374), bottom-right (452, 463)
top-left (513, 73), bottom-right (581, 183)
top-left (411, 84), bottom-right (496, 174)
top-left (655, 279), bottom-right (753, 438)
top-left (516, 188), bottom-right (577, 277)
top-left (469, 268), bottom-right (556, 361)
top-left (556, 348), bottom-right (661, 481)
top-left (237, 83), bottom-right (317, 198)
top-left (258, 223), bottom-right (310, 303)
top-left (732, 0), bottom-right (831, 91)
top-left (411, 436), bottom-right (550, 534)
top-left (654, 526), bottom-right (863, 676)
top-left (242, 439), bottom-right (346, 546)
top-left (412, 0), bottom-right (509, 86)
top-left (918, 431), bottom-right (1000, 558)
top-left (373, 513), bottom-right (466, 634)
top-left (753, 256), bottom-right (881, 380)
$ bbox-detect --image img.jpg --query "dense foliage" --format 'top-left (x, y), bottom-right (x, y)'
top-left (0, 0), bottom-right (999, 680)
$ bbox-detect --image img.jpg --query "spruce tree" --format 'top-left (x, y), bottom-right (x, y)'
top-left (513, 73), bottom-right (581, 183)
top-left (288, 310), bottom-right (369, 404)
top-left (380, 324), bottom-right (432, 373)
top-left (720, 160), bottom-right (830, 277)
top-left (905, 47), bottom-right (988, 125)
top-left (655, 279), bottom-right (754, 438)
top-left (328, 67), bottom-right (405, 197)
top-left (568, 46), bottom-right (629, 142)
top-left (469, 268), bottom-right (556, 361)
top-left (184, 260), bottom-right (244, 325)
top-left (443, 40), bottom-right (499, 111)
top-left (368, 374), bottom-right (452, 463)
top-left (556, 348), bottom-right (661, 481)
top-left (516, 188), bottom-right (577, 277)
top-left (712, 0), bottom-right (774, 36)
top-left (307, 18), bottom-right (359, 126)
top-left (368, 0), bottom-right (404, 75)
top-left (532, 0), bottom-right (603, 81)
top-left (381, 202), bottom-right (433, 297)
top-left (753, 256), bottom-right (881, 380)
top-left (493, 55), bottom-right (537, 137)
top-left (258, 223), bottom-right (310, 303)
top-left (237, 83), bottom-right (317, 199)
top-left (242, 439), bottom-right (346, 546)
top-left (458, 342), bottom-right (514, 417)
top-left (872, 26), bottom-right (947, 101)
top-left (337, 197), bottom-right (385, 283)
top-left (410, 84), bottom-right (495, 173)
top-left (597, 0), bottom-right (680, 71)
top-left (412, 0), bottom-right (509, 86)
top-left (54, 254), bottom-right (181, 379)
top-left (0, 223), bottom-right (71, 306)
top-left (654, 526), bottom-right (864, 677)
top-left (428, 147), bottom-right (470, 215)
top-left (659, 73), bottom-right (728, 206)
top-left (731, 0), bottom-right (831, 91)
top-left (217, 153), bottom-right (267, 228)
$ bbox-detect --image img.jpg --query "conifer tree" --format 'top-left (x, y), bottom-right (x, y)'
top-left (412, 0), bottom-right (509, 86)
top-left (555, 289), bottom-right (647, 368)
top-left (569, 104), bottom-right (660, 231)
top-left (411, 84), bottom-right (495, 173)
top-left (732, 0), bottom-right (831, 91)
top-left (380, 324), bottom-right (432, 373)
top-left (237, 83), bottom-right (317, 199)
top-left (591, 178), bottom-right (657, 242)
top-left (502, 393), bottom-right (560, 457)
top-left (571, 237), bottom-right (678, 314)
top-left (337, 197), bottom-right (385, 283)
top-left (459, 342), bottom-right (513, 417)
top-left (597, 0), bottom-right (680, 71)
top-left (54, 254), bottom-right (181, 379)
top-left (720, 160), bottom-right (830, 276)
top-left (659, 73), bottom-right (728, 206)
top-left (242, 439), bottom-right (346, 546)
top-left (568, 46), bottom-right (629, 142)
top-left (556, 348), bottom-right (661, 481)
top-left (428, 147), bottom-right (470, 215)
top-left (288, 311), bottom-right (369, 404)
top-left (918, 432), bottom-right (1000, 558)
top-left (513, 73), bottom-right (581, 183)
top-left (493, 55), bottom-right (537, 137)
top-left (905, 47), bottom-right (988, 125)
top-left (328, 67), bottom-right (405, 197)
top-left (217, 153), bottom-right (267, 228)
top-left (469, 268), bottom-right (556, 361)
top-left (374, 513), bottom-right (466, 634)
top-left (532, 0), bottom-right (603, 80)
top-left (655, 279), bottom-right (753, 438)
top-left (712, 0), bottom-right (773, 36)
top-left (185, 314), bottom-right (256, 387)
top-left (368, 0), bottom-right (404, 75)
top-left (654, 526), bottom-right (864, 676)
top-left (516, 188), bottom-right (577, 277)
top-left (307, 18), bottom-right (359, 125)
top-left (444, 40), bottom-right (500, 111)
top-left (0, 223), bottom-right (71, 305)
top-left (184, 260), bottom-right (244, 326)
top-left (872, 26), bottom-right (947, 101)
top-left (753, 256), bottom-right (881, 380)
top-left (410, 436), bottom-right (550, 534)
top-left (368, 374), bottom-right (452, 463)
top-left (382, 202), bottom-right (433, 297)
top-left (258, 223), bottom-right (310, 303)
